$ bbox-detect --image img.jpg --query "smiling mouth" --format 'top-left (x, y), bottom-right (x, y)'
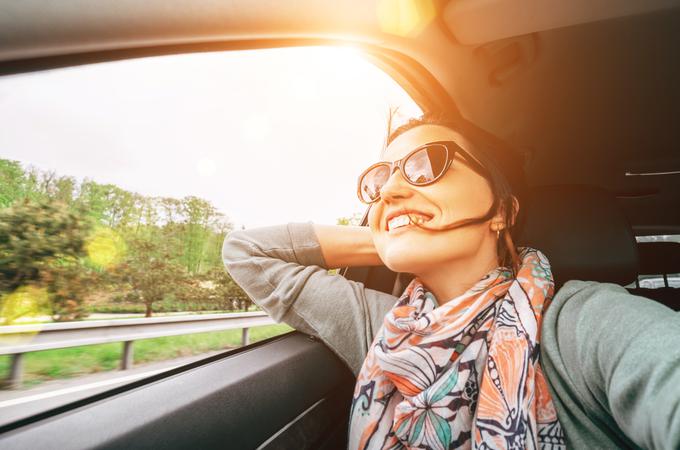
top-left (386, 213), bottom-right (432, 231)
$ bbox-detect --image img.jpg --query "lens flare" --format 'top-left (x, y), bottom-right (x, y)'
top-left (377, 0), bottom-right (437, 38)
top-left (0, 285), bottom-right (49, 329)
top-left (85, 227), bottom-right (126, 269)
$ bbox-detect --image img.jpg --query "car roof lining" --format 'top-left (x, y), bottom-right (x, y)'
top-left (1, 1), bottom-right (678, 234)
top-left (443, 0), bottom-right (680, 45)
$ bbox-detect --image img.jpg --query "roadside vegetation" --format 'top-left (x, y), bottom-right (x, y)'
top-left (0, 158), bottom-right (251, 324)
top-left (0, 159), bottom-right (355, 388)
top-left (0, 158), bottom-right (361, 322)
top-left (0, 324), bottom-right (293, 388)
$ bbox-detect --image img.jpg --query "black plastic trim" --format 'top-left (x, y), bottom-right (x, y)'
top-left (0, 331), bottom-right (290, 434)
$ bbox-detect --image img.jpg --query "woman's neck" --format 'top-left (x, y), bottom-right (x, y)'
top-left (418, 244), bottom-right (500, 305)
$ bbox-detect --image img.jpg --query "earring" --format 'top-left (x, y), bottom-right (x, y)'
top-left (492, 222), bottom-right (504, 239)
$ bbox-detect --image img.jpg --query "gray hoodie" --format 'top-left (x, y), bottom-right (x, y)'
top-left (222, 222), bottom-right (680, 449)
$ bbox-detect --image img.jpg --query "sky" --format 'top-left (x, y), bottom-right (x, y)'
top-left (0, 47), bottom-right (421, 229)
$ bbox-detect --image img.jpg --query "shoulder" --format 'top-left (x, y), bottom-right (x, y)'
top-left (542, 279), bottom-right (680, 392)
top-left (544, 280), bottom-right (676, 347)
top-left (541, 279), bottom-right (678, 391)
top-left (548, 279), bottom-right (673, 321)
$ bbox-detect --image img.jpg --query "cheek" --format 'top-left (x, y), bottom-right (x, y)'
top-left (367, 204), bottom-right (386, 234)
top-left (365, 173), bottom-right (494, 273)
top-left (435, 176), bottom-right (493, 218)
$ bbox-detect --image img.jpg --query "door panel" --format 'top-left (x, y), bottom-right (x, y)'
top-left (0, 332), bottom-right (355, 450)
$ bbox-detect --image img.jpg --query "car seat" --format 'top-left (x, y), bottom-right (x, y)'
top-left (517, 185), bottom-right (639, 289)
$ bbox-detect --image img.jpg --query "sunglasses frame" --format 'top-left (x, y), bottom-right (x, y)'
top-left (356, 140), bottom-right (489, 204)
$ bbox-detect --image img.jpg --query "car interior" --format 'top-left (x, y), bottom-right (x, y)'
top-left (1, 1), bottom-right (679, 448)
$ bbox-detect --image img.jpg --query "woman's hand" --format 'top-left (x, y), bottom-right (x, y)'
top-left (313, 224), bottom-right (384, 269)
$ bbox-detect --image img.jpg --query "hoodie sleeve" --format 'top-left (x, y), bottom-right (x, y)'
top-left (541, 280), bottom-right (680, 449)
top-left (222, 222), bottom-right (397, 375)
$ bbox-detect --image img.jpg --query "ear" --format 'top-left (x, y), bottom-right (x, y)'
top-left (508, 195), bottom-right (520, 227)
top-left (491, 196), bottom-right (520, 230)
top-left (490, 203), bottom-right (505, 230)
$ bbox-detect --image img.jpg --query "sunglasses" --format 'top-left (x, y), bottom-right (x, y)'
top-left (357, 140), bottom-right (489, 204)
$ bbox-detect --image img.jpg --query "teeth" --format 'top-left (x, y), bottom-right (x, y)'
top-left (387, 214), bottom-right (429, 231)
top-left (388, 215), bottom-right (409, 230)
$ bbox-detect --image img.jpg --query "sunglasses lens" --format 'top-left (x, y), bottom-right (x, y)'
top-left (359, 164), bottom-right (390, 203)
top-left (404, 145), bottom-right (448, 184)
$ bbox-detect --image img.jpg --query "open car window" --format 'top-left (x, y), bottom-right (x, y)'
top-left (0, 46), bottom-right (420, 423)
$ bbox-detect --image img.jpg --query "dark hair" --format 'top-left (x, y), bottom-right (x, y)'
top-left (385, 112), bottom-right (527, 273)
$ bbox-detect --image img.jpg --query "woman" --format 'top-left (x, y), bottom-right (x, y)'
top-left (222, 114), bottom-right (680, 449)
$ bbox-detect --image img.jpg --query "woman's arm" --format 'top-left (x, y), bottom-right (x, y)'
top-left (312, 224), bottom-right (383, 268)
top-left (542, 280), bottom-right (680, 449)
top-left (222, 222), bottom-right (396, 375)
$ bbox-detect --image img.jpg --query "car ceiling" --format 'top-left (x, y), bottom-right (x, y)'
top-left (1, 0), bottom-right (679, 234)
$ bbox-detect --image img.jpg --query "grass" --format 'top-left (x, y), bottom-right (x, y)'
top-left (0, 323), bottom-right (293, 388)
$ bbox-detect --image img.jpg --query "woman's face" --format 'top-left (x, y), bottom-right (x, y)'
top-left (367, 124), bottom-right (500, 275)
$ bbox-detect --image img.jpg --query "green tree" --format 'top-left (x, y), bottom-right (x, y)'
top-left (201, 223), bottom-right (231, 271)
top-left (74, 180), bottom-right (111, 223)
top-left (0, 159), bottom-right (27, 208)
top-left (203, 267), bottom-right (252, 311)
top-left (181, 196), bottom-right (213, 274)
top-left (52, 175), bottom-right (77, 204)
top-left (0, 159), bottom-right (239, 317)
top-left (113, 236), bottom-right (186, 317)
top-left (23, 166), bottom-right (47, 203)
top-left (74, 181), bottom-right (138, 228)
top-left (337, 212), bottom-right (363, 226)
top-left (42, 263), bottom-right (98, 321)
top-left (0, 199), bottom-right (91, 323)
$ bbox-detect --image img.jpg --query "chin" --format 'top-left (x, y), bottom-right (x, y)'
top-left (379, 244), bottom-right (432, 274)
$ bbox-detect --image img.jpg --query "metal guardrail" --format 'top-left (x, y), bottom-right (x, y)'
top-left (0, 312), bottom-right (276, 389)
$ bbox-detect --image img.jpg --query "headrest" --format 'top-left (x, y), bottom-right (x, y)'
top-left (637, 241), bottom-right (680, 275)
top-left (517, 185), bottom-right (639, 288)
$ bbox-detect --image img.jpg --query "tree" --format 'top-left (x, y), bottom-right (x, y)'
top-left (0, 160), bottom-right (239, 318)
top-left (337, 212), bottom-right (363, 226)
top-left (0, 159), bottom-right (27, 208)
top-left (74, 180), bottom-right (111, 223)
top-left (113, 236), bottom-right (186, 317)
top-left (52, 175), bottom-right (77, 205)
top-left (0, 199), bottom-right (91, 323)
top-left (0, 199), bottom-right (88, 293)
top-left (74, 181), bottom-right (138, 228)
top-left (203, 267), bottom-right (252, 311)
top-left (42, 263), bottom-right (98, 321)
top-left (179, 196), bottom-right (224, 275)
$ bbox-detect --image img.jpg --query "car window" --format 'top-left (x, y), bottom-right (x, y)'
top-left (0, 47), bottom-right (420, 423)
top-left (633, 235), bottom-right (680, 288)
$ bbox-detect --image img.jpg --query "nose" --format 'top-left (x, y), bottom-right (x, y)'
top-left (379, 166), bottom-right (413, 203)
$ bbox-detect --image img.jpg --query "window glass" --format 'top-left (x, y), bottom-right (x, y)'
top-left (632, 235), bottom-right (680, 288)
top-left (0, 47), bottom-right (420, 421)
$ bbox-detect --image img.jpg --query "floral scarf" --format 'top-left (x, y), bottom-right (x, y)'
top-left (348, 247), bottom-right (565, 450)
